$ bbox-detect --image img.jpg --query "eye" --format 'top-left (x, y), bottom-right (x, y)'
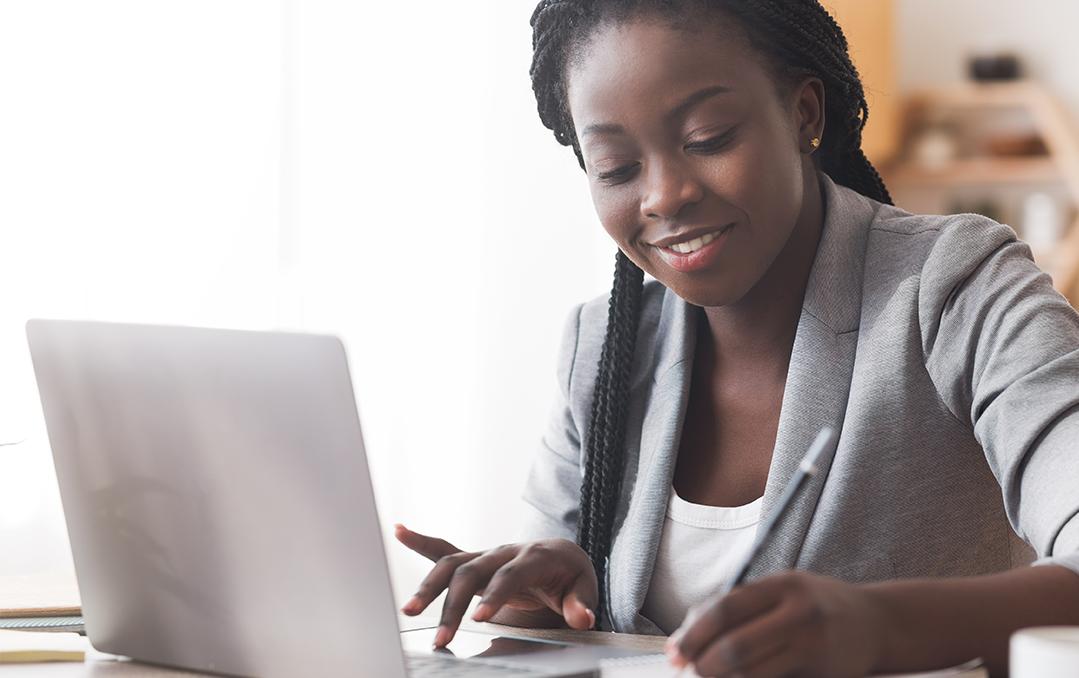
top-left (595, 162), bottom-right (641, 184)
top-left (684, 128), bottom-right (736, 154)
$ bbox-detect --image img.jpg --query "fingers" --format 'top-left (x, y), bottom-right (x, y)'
top-left (561, 588), bottom-right (597, 631)
top-left (434, 547), bottom-right (520, 646)
top-left (401, 549), bottom-right (484, 618)
top-left (469, 545), bottom-right (535, 623)
top-left (704, 645), bottom-right (798, 678)
top-left (688, 602), bottom-right (796, 677)
top-left (398, 536), bottom-right (598, 649)
top-left (394, 524), bottom-right (462, 562)
top-left (558, 548), bottom-right (599, 630)
top-left (667, 573), bottom-right (880, 678)
top-left (671, 580), bottom-right (783, 668)
top-left (470, 542), bottom-right (598, 630)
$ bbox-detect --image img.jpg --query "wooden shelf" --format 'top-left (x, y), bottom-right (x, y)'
top-left (886, 82), bottom-right (1079, 305)
top-left (885, 156), bottom-right (1060, 186)
top-left (905, 81), bottom-right (1061, 110)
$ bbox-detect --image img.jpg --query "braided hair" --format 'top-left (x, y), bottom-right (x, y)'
top-left (529, 0), bottom-right (891, 625)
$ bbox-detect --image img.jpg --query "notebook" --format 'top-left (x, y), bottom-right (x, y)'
top-left (597, 655), bottom-right (986, 677)
top-left (27, 319), bottom-right (650, 678)
top-left (0, 630), bottom-right (86, 663)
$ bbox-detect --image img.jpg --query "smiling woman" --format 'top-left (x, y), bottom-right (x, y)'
top-left (396, 1), bottom-right (1079, 677)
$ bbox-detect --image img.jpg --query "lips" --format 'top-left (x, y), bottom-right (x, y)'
top-left (664, 228), bottom-right (725, 254)
top-left (654, 225), bottom-right (732, 273)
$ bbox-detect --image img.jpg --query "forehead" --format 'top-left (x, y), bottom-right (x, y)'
top-left (565, 17), bottom-right (777, 125)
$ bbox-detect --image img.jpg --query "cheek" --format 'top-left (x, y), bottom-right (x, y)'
top-left (590, 184), bottom-right (637, 243)
top-left (723, 135), bottom-right (804, 235)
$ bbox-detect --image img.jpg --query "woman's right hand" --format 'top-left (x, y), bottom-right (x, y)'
top-left (394, 524), bottom-right (598, 647)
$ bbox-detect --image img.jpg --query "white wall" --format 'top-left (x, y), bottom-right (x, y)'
top-left (280, 0), bottom-right (615, 603)
top-left (0, 0), bottom-right (615, 610)
top-left (1, 0), bottom-right (283, 574)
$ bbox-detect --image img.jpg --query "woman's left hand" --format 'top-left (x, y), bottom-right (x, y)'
top-left (666, 571), bottom-right (888, 678)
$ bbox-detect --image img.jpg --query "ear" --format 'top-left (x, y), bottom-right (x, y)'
top-left (794, 77), bottom-right (826, 154)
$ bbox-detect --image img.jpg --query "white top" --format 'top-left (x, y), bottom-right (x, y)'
top-left (640, 488), bottom-right (763, 635)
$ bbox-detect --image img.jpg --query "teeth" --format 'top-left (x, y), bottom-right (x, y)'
top-left (670, 229), bottom-right (721, 254)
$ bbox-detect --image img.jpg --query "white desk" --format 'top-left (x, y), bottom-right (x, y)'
top-left (3, 618), bottom-right (667, 678)
top-left (1, 573), bottom-right (666, 677)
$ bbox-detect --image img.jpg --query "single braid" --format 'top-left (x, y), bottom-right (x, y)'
top-left (529, 0), bottom-right (891, 627)
top-left (577, 250), bottom-right (644, 623)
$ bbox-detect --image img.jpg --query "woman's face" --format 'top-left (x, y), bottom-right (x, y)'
top-left (566, 18), bottom-right (824, 308)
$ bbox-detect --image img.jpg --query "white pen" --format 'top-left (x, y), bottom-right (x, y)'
top-left (719, 426), bottom-right (836, 596)
top-left (669, 426), bottom-right (838, 674)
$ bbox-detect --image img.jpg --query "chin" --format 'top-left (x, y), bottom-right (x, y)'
top-left (670, 286), bottom-right (747, 309)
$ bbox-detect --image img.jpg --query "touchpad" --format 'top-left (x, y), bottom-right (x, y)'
top-left (400, 627), bottom-right (654, 671)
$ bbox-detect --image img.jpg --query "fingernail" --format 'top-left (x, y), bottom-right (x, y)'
top-left (666, 644), bottom-right (687, 667)
top-left (586, 608), bottom-right (596, 629)
top-left (402, 596), bottom-right (420, 614)
top-left (472, 602), bottom-right (492, 621)
top-left (434, 625), bottom-right (451, 648)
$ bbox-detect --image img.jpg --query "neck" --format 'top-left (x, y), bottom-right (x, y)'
top-left (701, 172), bottom-right (825, 369)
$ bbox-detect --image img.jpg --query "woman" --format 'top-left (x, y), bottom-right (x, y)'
top-left (397, 1), bottom-right (1079, 675)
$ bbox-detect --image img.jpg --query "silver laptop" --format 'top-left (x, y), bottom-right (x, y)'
top-left (27, 320), bottom-right (651, 678)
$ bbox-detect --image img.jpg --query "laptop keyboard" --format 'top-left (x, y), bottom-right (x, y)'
top-left (405, 651), bottom-right (554, 677)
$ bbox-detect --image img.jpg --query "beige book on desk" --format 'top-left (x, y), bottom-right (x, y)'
top-left (0, 630), bottom-right (86, 663)
top-left (598, 654), bottom-right (986, 677)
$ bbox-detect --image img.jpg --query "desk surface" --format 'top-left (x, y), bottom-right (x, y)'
top-left (1, 571), bottom-right (667, 677)
top-left (3, 618), bottom-right (667, 677)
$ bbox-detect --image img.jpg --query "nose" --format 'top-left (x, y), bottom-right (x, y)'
top-left (639, 157), bottom-right (705, 219)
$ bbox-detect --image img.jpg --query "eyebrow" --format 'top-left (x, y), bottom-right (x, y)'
top-left (579, 85), bottom-right (733, 139)
top-left (580, 122), bottom-right (626, 139)
top-left (669, 85), bottom-right (733, 121)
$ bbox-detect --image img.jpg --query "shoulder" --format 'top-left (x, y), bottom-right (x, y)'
top-left (574, 279), bottom-right (669, 345)
top-left (869, 208), bottom-right (1052, 331)
top-left (827, 181), bottom-right (1037, 312)
top-left (828, 180), bottom-right (1022, 275)
top-left (869, 204), bottom-right (1021, 269)
top-left (555, 279), bottom-right (684, 397)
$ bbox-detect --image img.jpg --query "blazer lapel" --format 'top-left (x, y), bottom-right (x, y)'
top-left (746, 176), bottom-right (878, 579)
top-left (607, 289), bottom-right (696, 634)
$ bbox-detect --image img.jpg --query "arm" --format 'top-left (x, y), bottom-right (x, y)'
top-left (871, 564), bottom-right (1079, 675)
top-left (668, 564), bottom-right (1079, 678)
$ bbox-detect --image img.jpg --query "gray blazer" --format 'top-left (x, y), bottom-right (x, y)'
top-left (519, 175), bottom-right (1079, 634)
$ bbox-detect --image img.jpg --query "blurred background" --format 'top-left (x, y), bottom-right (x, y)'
top-left (2, 0), bottom-right (1078, 608)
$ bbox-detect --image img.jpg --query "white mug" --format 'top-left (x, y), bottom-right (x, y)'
top-left (1011, 626), bottom-right (1079, 678)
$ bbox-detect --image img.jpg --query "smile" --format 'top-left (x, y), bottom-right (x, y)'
top-left (654, 225), bottom-right (733, 274)
top-left (662, 227), bottom-right (728, 254)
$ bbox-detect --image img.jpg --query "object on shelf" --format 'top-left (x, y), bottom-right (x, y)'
top-left (986, 133), bottom-right (1048, 157)
top-left (969, 53), bottom-right (1022, 82)
top-left (1023, 192), bottom-right (1062, 251)
top-left (912, 125), bottom-right (960, 169)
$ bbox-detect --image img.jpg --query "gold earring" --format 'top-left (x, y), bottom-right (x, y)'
top-left (810, 137), bottom-right (820, 148)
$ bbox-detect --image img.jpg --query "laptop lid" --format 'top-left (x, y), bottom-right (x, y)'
top-left (27, 320), bottom-right (408, 678)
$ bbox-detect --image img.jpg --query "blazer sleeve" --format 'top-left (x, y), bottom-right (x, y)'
top-left (919, 215), bottom-right (1079, 575)
top-left (516, 304), bottom-right (587, 543)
